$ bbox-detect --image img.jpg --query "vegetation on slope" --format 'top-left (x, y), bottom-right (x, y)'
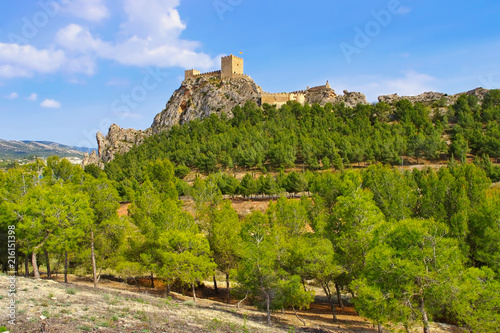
top-left (2, 92), bottom-right (500, 332)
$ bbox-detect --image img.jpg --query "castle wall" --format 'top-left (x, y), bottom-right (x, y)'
top-left (185, 69), bottom-right (200, 79)
top-left (185, 70), bottom-right (221, 80)
top-left (261, 92), bottom-right (306, 107)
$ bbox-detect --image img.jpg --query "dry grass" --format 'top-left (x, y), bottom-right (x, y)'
top-left (0, 274), bottom-right (463, 333)
top-left (0, 274), bottom-right (292, 332)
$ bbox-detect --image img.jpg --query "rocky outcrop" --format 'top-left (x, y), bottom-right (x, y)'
top-left (151, 76), bottom-right (263, 135)
top-left (336, 90), bottom-right (368, 108)
top-left (84, 76), bottom-right (262, 165)
top-left (378, 87), bottom-right (490, 106)
top-left (82, 150), bottom-right (103, 169)
top-left (82, 124), bottom-right (150, 166)
top-left (303, 88), bottom-right (368, 108)
top-left (304, 86), bottom-right (338, 105)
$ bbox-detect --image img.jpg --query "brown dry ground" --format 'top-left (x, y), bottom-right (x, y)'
top-left (0, 274), bottom-right (463, 333)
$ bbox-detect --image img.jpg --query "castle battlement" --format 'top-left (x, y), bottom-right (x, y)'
top-left (262, 92), bottom-right (291, 96)
top-left (221, 54), bottom-right (243, 61)
top-left (185, 54), bottom-right (244, 81)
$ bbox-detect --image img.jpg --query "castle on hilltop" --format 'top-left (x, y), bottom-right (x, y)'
top-left (185, 55), bottom-right (336, 107)
top-left (185, 54), bottom-right (249, 80)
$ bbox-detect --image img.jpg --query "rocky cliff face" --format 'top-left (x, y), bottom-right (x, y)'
top-left (151, 76), bottom-right (263, 135)
top-left (83, 76), bottom-right (262, 166)
top-left (377, 87), bottom-right (490, 105)
top-left (82, 124), bottom-right (150, 166)
top-left (336, 90), bottom-right (369, 108)
top-left (303, 88), bottom-right (368, 108)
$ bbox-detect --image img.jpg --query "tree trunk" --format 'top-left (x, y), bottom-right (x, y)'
top-left (91, 230), bottom-right (98, 288)
top-left (150, 272), bottom-right (155, 289)
top-left (133, 277), bottom-right (141, 292)
top-left (226, 273), bottom-right (231, 304)
top-left (237, 290), bottom-right (248, 309)
top-left (64, 251), bottom-right (68, 283)
top-left (335, 282), bottom-right (344, 308)
top-left (44, 250), bottom-right (51, 278)
top-left (378, 322), bottom-right (383, 333)
top-left (420, 297), bottom-right (430, 333)
top-left (329, 298), bottom-right (338, 322)
top-left (32, 251), bottom-right (40, 279)
top-left (302, 278), bottom-right (307, 292)
top-left (293, 306), bottom-right (306, 326)
top-left (213, 274), bottom-right (218, 294)
top-left (24, 255), bottom-right (29, 277)
top-left (166, 281), bottom-right (170, 295)
top-left (266, 293), bottom-right (271, 325)
top-left (192, 281), bottom-right (197, 302)
top-left (322, 283), bottom-right (337, 322)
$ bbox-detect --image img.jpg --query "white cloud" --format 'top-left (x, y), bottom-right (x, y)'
top-left (64, 0), bottom-right (109, 22)
top-left (56, 0), bottom-right (217, 70)
top-left (5, 92), bottom-right (18, 99)
top-left (56, 24), bottom-right (108, 53)
top-left (27, 93), bottom-right (38, 101)
top-left (121, 0), bottom-right (186, 42)
top-left (397, 7), bottom-right (411, 15)
top-left (0, 43), bottom-right (66, 78)
top-left (40, 99), bottom-right (61, 108)
top-left (1, 0), bottom-right (216, 81)
top-left (0, 65), bottom-right (31, 79)
top-left (381, 70), bottom-right (436, 96)
top-left (0, 42), bottom-right (97, 78)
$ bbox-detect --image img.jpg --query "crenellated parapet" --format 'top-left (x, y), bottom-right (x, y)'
top-left (185, 54), bottom-right (246, 80)
top-left (262, 92), bottom-right (290, 96)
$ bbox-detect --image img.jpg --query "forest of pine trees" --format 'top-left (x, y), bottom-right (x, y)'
top-left (1, 92), bottom-right (500, 332)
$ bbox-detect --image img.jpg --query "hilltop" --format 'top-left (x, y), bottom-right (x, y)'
top-left (84, 55), bottom-right (369, 165)
top-left (84, 54), bottom-right (493, 167)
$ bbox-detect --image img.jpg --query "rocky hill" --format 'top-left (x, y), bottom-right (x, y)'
top-left (86, 75), bottom-right (372, 165)
top-left (85, 69), bottom-right (490, 167)
top-left (0, 139), bottom-right (86, 160)
top-left (152, 76), bottom-right (263, 135)
top-left (377, 87), bottom-right (490, 105)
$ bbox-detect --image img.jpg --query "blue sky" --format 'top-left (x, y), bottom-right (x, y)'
top-left (1, 0), bottom-right (499, 148)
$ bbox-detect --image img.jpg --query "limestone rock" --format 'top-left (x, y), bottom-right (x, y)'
top-left (337, 90), bottom-right (368, 108)
top-left (151, 76), bottom-right (263, 135)
top-left (378, 87), bottom-right (490, 106)
top-left (82, 150), bottom-right (103, 168)
top-left (305, 86), bottom-right (338, 105)
top-left (93, 124), bottom-right (149, 164)
top-left (304, 88), bottom-right (368, 108)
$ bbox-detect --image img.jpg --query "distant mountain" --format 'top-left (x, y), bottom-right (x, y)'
top-left (0, 139), bottom-right (89, 160)
top-left (72, 146), bottom-right (97, 154)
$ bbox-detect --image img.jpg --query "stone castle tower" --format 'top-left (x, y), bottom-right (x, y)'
top-left (221, 54), bottom-right (244, 78)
